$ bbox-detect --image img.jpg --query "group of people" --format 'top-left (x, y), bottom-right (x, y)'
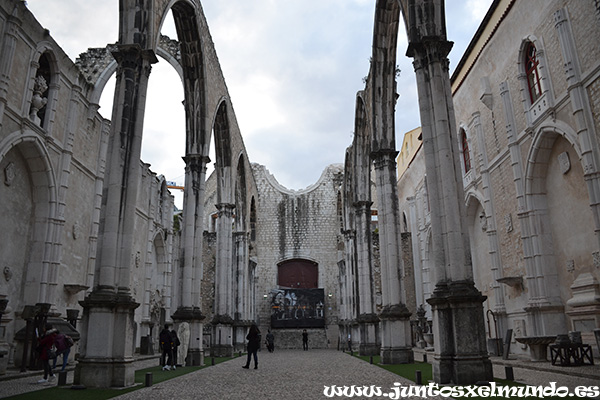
top-left (159, 324), bottom-right (181, 371)
top-left (36, 325), bottom-right (74, 383)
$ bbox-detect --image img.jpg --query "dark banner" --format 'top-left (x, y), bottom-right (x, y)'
top-left (270, 288), bottom-right (325, 328)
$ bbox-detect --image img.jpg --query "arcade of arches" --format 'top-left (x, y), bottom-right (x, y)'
top-left (0, 0), bottom-right (599, 388)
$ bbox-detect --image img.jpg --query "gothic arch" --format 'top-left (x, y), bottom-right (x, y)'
top-left (371, 0), bottom-right (401, 152)
top-left (84, 38), bottom-right (184, 106)
top-left (524, 120), bottom-right (582, 210)
top-left (523, 122), bottom-right (595, 305)
top-left (26, 44), bottom-right (60, 133)
top-left (213, 99), bottom-right (233, 204)
top-left (0, 131), bottom-right (58, 305)
top-left (234, 154), bottom-right (247, 231)
top-left (517, 35), bottom-right (555, 125)
top-left (354, 94), bottom-right (371, 203)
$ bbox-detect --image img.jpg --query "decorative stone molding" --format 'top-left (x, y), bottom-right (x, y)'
top-left (3, 266), bottom-right (12, 282)
top-left (3, 162), bottom-right (15, 186)
top-left (29, 75), bottom-right (47, 125)
top-left (504, 214), bottom-right (513, 233)
top-left (63, 284), bottom-right (89, 295)
top-left (497, 276), bottom-right (523, 290)
top-left (558, 152), bottom-right (571, 174)
top-left (566, 273), bottom-right (600, 308)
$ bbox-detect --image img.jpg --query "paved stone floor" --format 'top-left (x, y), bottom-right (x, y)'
top-left (0, 350), bottom-right (599, 399)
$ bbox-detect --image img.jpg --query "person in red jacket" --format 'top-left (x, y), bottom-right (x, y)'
top-left (37, 327), bottom-right (57, 383)
top-left (52, 330), bottom-right (73, 371)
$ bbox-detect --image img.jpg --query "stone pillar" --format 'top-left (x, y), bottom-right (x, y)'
top-left (471, 111), bottom-right (506, 327)
top-left (0, 4), bottom-right (20, 129)
top-left (76, 45), bottom-right (156, 388)
top-left (46, 85), bottom-right (83, 312)
top-left (354, 201), bottom-right (379, 356)
top-left (372, 151), bottom-right (413, 364)
top-left (172, 154), bottom-right (208, 365)
top-left (342, 229), bottom-right (357, 323)
top-left (233, 231), bottom-right (250, 352)
top-left (212, 203), bottom-right (235, 357)
top-left (405, 0), bottom-right (491, 384)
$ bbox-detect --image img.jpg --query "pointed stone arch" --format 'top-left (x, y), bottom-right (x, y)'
top-left (0, 132), bottom-right (58, 306)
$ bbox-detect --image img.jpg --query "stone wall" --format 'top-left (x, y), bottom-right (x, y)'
top-left (251, 164), bottom-right (343, 347)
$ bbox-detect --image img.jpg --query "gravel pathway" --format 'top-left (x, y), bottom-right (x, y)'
top-left (113, 350), bottom-right (437, 400)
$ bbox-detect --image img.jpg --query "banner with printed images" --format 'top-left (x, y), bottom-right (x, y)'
top-left (270, 288), bottom-right (325, 328)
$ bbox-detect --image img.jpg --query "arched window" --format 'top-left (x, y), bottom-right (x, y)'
top-left (250, 197), bottom-right (256, 241)
top-left (461, 129), bottom-right (471, 173)
top-left (525, 42), bottom-right (542, 103)
top-left (29, 53), bottom-right (51, 127)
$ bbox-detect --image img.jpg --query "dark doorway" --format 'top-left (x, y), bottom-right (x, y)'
top-left (277, 259), bottom-right (318, 288)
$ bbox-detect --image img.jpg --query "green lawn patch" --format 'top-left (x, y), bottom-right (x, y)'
top-left (351, 354), bottom-right (585, 400)
top-left (3, 357), bottom-right (231, 400)
top-left (353, 354), bottom-right (432, 383)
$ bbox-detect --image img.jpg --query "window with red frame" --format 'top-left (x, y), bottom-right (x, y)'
top-left (461, 130), bottom-right (471, 173)
top-left (525, 42), bottom-right (543, 103)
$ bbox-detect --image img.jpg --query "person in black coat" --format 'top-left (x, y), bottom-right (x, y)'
top-left (242, 324), bottom-right (261, 369)
top-left (170, 327), bottom-right (181, 367)
top-left (159, 324), bottom-right (174, 370)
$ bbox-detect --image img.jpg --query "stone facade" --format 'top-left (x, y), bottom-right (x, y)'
top-left (0, 1), bottom-right (175, 376)
top-left (202, 164), bottom-right (344, 349)
top-left (397, 0), bottom-right (600, 359)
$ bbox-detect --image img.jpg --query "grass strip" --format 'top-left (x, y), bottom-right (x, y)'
top-left (3, 357), bottom-right (232, 400)
top-left (352, 353), bottom-right (583, 400)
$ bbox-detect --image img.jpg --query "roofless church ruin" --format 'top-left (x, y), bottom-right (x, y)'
top-left (2, 0), bottom-right (600, 388)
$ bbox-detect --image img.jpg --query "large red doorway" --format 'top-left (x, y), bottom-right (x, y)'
top-left (277, 259), bottom-right (318, 288)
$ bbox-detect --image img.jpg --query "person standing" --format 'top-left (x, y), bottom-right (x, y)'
top-left (347, 333), bottom-right (352, 352)
top-left (170, 327), bottom-right (181, 367)
top-left (37, 327), bottom-right (57, 383)
top-left (265, 330), bottom-right (275, 352)
top-left (242, 324), bottom-right (260, 369)
top-left (302, 329), bottom-right (308, 351)
top-left (52, 330), bottom-right (73, 371)
top-left (159, 324), bottom-right (174, 371)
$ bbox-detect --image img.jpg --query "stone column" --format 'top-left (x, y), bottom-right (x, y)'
top-left (172, 154), bottom-right (207, 366)
top-left (233, 231), bottom-right (249, 352)
top-left (76, 45), bottom-right (156, 388)
top-left (45, 85), bottom-right (83, 312)
top-left (212, 203), bottom-right (235, 356)
top-left (405, 0), bottom-right (491, 384)
top-left (471, 112), bottom-right (506, 323)
top-left (0, 4), bottom-right (20, 129)
top-left (354, 201), bottom-right (379, 355)
top-left (372, 151), bottom-right (413, 364)
top-left (342, 229), bottom-right (357, 323)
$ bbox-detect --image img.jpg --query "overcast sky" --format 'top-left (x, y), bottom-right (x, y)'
top-left (25, 0), bottom-right (492, 208)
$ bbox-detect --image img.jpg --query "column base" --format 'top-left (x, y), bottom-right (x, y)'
top-left (172, 306), bottom-right (205, 366)
top-left (427, 280), bottom-right (493, 384)
top-left (75, 357), bottom-right (136, 388)
top-left (211, 318), bottom-right (234, 357)
top-left (379, 304), bottom-right (413, 364)
top-left (75, 288), bottom-right (139, 388)
top-left (186, 348), bottom-right (205, 366)
top-left (357, 314), bottom-right (380, 356)
top-left (381, 346), bottom-right (414, 364)
top-left (432, 354), bottom-right (493, 385)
